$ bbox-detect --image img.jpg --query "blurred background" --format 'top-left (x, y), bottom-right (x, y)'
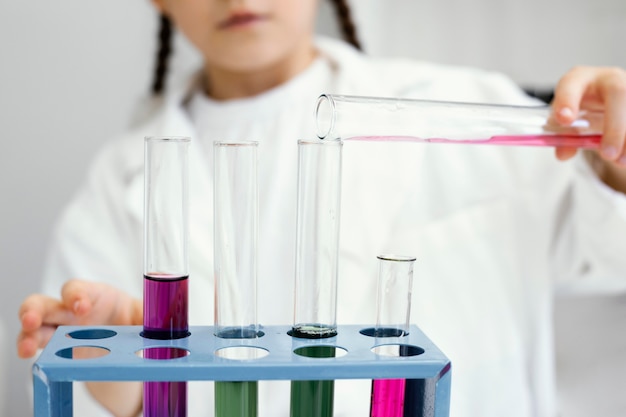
top-left (1, 0), bottom-right (625, 416)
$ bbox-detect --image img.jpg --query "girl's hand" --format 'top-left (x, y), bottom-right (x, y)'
top-left (550, 66), bottom-right (626, 192)
top-left (17, 279), bottom-right (142, 358)
top-left (551, 66), bottom-right (626, 162)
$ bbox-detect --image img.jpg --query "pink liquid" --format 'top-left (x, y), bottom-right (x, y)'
top-left (347, 134), bottom-right (601, 148)
top-left (370, 379), bottom-right (406, 417)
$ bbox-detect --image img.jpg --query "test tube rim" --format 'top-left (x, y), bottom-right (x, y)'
top-left (144, 136), bottom-right (191, 143)
top-left (297, 138), bottom-right (343, 146)
top-left (377, 254), bottom-right (417, 262)
top-left (214, 140), bottom-right (259, 147)
top-left (315, 94), bottom-right (338, 140)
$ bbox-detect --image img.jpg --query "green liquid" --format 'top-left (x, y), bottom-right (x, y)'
top-left (290, 380), bottom-right (334, 417)
top-left (215, 381), bottom-right (257, 417)
top-left (290, 346), bottom-right (336, 417)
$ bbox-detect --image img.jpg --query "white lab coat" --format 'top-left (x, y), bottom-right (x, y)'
top-left (43, 37), bottom-right (626, 417)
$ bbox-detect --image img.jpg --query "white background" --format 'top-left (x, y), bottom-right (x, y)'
top-left (1, 0), bottom-right (625, 416)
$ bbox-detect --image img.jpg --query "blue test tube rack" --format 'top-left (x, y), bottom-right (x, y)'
top-left (33, 324), bottom-right (451, 417)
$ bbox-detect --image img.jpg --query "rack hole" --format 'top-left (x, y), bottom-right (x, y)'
top-left (215, 346), bottom-right (269, 360)
top-left (136, 347), bottom-right (190, 360)
top-left (66, 329), bottom-right (117, 339)
top-left (360, 327), bottom-right (407, 338)
top-left (371, 344), bottom-right (424, 357)
top-left (55, 346), bottom-right (110, 360)
top-left (293, 345), bottom-right (347, 359)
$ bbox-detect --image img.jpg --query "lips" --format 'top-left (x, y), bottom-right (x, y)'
top-left (218, 12), bottom-right (266, 29)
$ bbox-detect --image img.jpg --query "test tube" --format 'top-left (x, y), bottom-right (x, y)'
top-left (292, 139), bottom-right (343, 339)
top-left (143, 136), bottom-right (190, 417)
top-left (290, 139), bottom-right (342, 417)
top-left (213, 141), bottom-right (259, 417)
top-left (374, 255), bottom-right (416, 337)
top-left (370, 255), bottom-right (416, 417)
top-left (315, 94), bottom-right (603, 148)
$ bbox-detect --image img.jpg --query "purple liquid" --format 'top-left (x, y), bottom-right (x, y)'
top-left (370, 379), bottom-right (406, 417)
top-left (347, 134), bottom-right (601, 148)
top-left (144, 347), bottom-right (188, 417)
top-left (143, 274), bottom-right (189, 417)
top-left (143, 274), bottom-right (189, 340)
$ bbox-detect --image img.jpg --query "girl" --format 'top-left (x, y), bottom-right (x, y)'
top-left (18, 0), bottom-right (626, 416)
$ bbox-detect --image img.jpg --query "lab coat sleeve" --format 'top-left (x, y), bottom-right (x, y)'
top-left (553, 153), bottom-right (626, 295)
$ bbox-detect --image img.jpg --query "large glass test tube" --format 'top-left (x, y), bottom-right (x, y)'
top-left (290, 139), bottom-right (342, 417)
top-left (369, 255), bottom-right (416, 417)
top-left (214, 141), bottom-right (259, 417)
top-left (315, 94), bottom-right (603, 148)
top-left (292, 139), bottom-right (343, 339)
top-left (143, 136), bottom-right (190, 417)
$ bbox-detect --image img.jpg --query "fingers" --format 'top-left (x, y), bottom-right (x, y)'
top-left (16, 279), bottom-right (132, 359)
top-left (597, 69), bottom-right (626, 164)
top-left (552, 66), bottom-right (626, 164)
top-left (60, 279), bottom-right (97, 316)
top-left (17, 324), bottom-right (56, 359)
top-left (555, 147), bottom-right (578, 161)
top-left (18, 279), bottom-right (100, 333)
top-left (17, 280), bottom-right (97, 359)
top-left (551, 67), bottom-right (594, 161)
top-left (551, 66), bottom-right (593, 124)
top-left (17, 292), bottom-right (78, 359)
top-left (61, 279), bottom-right (137, 325)
top-left (19, 294), bottom-right (73, 331)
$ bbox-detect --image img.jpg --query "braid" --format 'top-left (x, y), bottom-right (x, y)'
top-left (327, 0), bottom-right (362, 51)
top-left (151, 14), bottom-right (173, 95)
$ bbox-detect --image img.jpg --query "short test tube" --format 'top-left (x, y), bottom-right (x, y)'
top-left (370, 255), bottom-right (416, 417)
top-left (374, 254), bottom-right (416, 337)
top-left (315, 94), bottom-right (603, 148)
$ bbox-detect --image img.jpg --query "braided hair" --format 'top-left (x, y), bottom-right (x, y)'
top-left (151, 14), bottom-right (173, 95)
top-left (150, 1), bottom-right (362, 95)
top-left (327, 0), bottom-right (362, 51)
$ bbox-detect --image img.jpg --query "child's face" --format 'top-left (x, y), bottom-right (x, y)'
top-left (153, 0), bottom-right (319, 73)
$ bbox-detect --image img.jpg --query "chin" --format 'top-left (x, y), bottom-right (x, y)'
top-left (218, 48), bottom-right (286, 72)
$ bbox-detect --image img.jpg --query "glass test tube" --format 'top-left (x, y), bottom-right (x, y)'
top-left (292, 139), bottom-right (343, 339)
top-left (290, 139), bottom-right (342, 417)
top-left (370, 255), bottom-right (416, 417)
top-left (315, 94), bottom-right (603, 148)
top-left (143, 136), bottom-right (190, 417)
top-left (374, 255), bottom-right (416, 338)
top-left (213, 141), bottom-right (259, 417)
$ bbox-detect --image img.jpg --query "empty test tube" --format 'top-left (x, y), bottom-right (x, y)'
top-left (214, 141), bottom-right (259, 417)
top-left (374, 255), bottom-right (416, 337)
